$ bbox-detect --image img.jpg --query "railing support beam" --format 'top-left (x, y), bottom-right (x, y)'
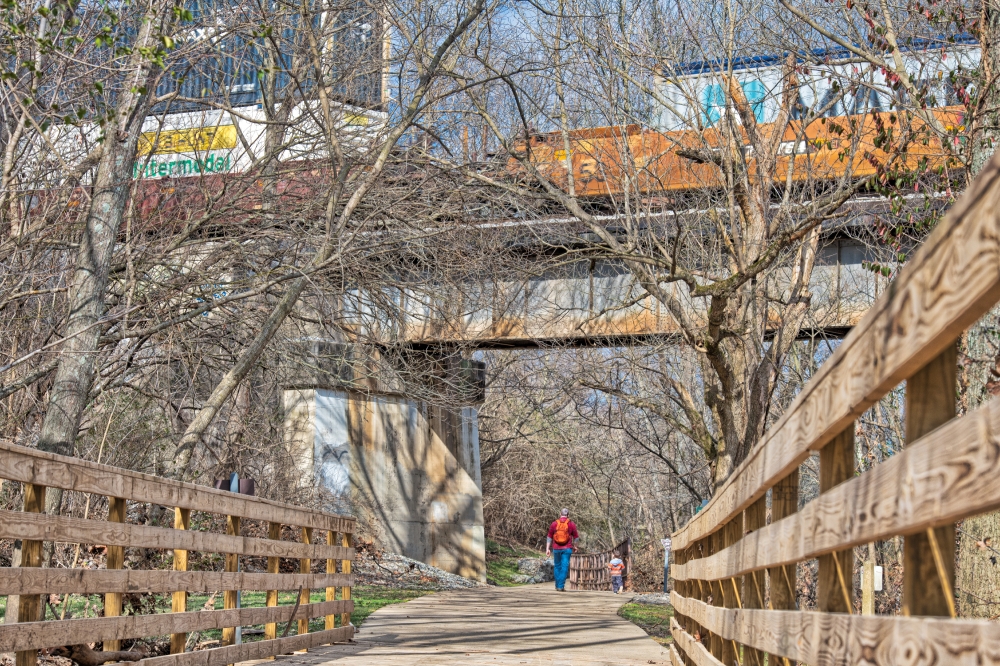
top-left (265, 522), bottom-right (281, 644)
top-left (903, 346), bottom-right (957, 617)
top-left (299, 527), bottom-right (313, 642)
top-left (340, 531), bottom-right (351, 628)
top-left (767, 469), bottom-right (797, 665)
top-left (170, 507), bottom-right (191, 654)
top-left (326, 531), bottom-right (337, 629)
top-left (105, 497), bottom-right (126, 652)
top-left (15, 483), bottom-right (46, 666)
top-left (743, 496), bottom-right (766, 666)
top-left (818, 427), bottom-right (855, 614)
top-left (222, 514), bottom-right (241, 653)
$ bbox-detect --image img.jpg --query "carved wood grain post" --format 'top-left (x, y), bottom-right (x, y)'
top-left (676, 548), bottom-right (689, 635)
top-left (104, 497), bottom-right (126, 652)
top-left (721, 517), bottom-right (741, 665)
top-left (170, 507), bottom-right (191, 654)
top-left (695, 537), bottom-right (709, 661)
top-left (299, 526), bottom-right (313, 641)
top-left (818, 428), bottom-right (855, 614)
top-left (903, 346), bottom-right (957, 617)
top-left (264, 522), bottom-right (281, 642)
top-left (681, 544), bottom-right (695, 666)
top-left (768, 470), bottom-right (797, 665)
top-left (341, 531), bottom-right (352, 628)
top-left (15, 483), bottom-right (46, 666)
top-left (743, 496), bottom-right (766, 666)
top-left (326, 530), bottom-right (337, 629)
top-left (708, 530), bottom-right (723, 659)
top-left (222, 514), bottom-right (241, 648)
top-left (862, 558), bottom-right (876, 615)
top-left (672, 546), bottom-right (688, 666)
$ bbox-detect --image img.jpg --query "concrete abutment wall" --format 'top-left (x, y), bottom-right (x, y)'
top-left (283, 388), bottom-right (486, 581)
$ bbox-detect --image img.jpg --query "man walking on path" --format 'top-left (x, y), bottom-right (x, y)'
top-left (546, 508), bottom-right (579, 591)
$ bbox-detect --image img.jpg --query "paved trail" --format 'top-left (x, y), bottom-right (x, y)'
top-left (258, 584), bottom-right (670, 665)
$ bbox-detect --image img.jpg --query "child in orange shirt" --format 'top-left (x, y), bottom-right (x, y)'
top-left (608, 557), bottom-right (625, 594)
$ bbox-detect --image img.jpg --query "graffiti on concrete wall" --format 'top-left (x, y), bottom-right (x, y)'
top-left (315, 389), bottom-right (352, 508)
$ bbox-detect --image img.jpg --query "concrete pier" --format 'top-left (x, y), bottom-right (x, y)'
top-left (284, 387), bottom-right (486, 581)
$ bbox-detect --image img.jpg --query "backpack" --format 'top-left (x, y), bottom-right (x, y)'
top-left (553, 518), bottom-right (572, 546)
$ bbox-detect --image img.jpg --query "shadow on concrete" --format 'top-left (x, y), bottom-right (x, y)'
top-left (348, 395), bottom-right (485, 580)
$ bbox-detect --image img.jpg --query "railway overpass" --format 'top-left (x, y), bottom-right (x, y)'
top-left (337, 227), bottom-right (885, 350)
top-left (282, 210), bottom-right (889, 582)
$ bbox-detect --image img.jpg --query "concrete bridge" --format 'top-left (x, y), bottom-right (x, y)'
top-left (339, 231), bottom-right (884, 350)
top-left (281, 218), bottom-right (889, 583)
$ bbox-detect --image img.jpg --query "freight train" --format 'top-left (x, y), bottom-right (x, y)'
top-left (513, 42), bottom-right (977, 196)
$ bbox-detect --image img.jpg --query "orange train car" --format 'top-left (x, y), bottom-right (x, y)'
top-left (510, 107), bottom-right (965, 198)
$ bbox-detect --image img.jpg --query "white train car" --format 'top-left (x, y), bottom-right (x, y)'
top-left (131, 103), bottom-right (387, 180)
top-left (653, 41), bottom-right (979, 132)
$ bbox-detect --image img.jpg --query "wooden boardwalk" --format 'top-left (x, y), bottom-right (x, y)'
top-left (251, 585), bottom-right (669, 666)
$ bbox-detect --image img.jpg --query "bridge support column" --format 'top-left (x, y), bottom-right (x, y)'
top-left (283, 387), bottom-right (486, 581)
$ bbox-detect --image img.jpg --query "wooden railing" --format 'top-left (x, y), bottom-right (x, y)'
top-left (568, 538), bottom-right (630, 591)
top-left (669, 151), bottom-right (1000, 666)
top-left (0, 441), bottom-right (356, 666)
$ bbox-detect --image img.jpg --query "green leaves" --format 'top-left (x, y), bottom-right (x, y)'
top-left (862, 261), bottom-right (893, 277)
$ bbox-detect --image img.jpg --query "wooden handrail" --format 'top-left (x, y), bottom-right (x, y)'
top-left (670, 150), bottom-right (1000, 666)
top-left (671, 592), bottom-right (1000, 663)
top-left (673, 395), bottom-right (1000, 582)
top-left (0, 443), bottom-right (356, 665)
top-left (0, 601), bottom-right (354, 652)
top-left (0, 510), bottom-right (353, 560)
top-left (0, 442), bottom-right (355, 533)
top-left (672, 150), bottom-right (1000, 552)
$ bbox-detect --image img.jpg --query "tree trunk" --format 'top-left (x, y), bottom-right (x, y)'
top-left (35, 4), bottom-right (169, 524)
top-left (973, 0), bottom-right (1000, 174)
top-left (956, 4), bottom-right (1000, 615)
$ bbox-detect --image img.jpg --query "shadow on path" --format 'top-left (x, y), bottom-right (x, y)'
top-left (251, 584), bottom-right (669, 665)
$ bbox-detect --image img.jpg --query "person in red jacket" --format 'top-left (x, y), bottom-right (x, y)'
top-left (546, 508), bottom-right (579, 591)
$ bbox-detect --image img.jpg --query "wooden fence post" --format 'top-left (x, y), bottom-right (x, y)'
top-left (171, 507), bottom-right (190, 654)
top-left (222, 514), bottom-right (241, 648)
top-left (768, 469), bottom-right (797, 665)
top-left (743, 496), bottom-right (766, 666)
top-left (708, 531), bottom-right (723, 659)
top-left (903, 346), bottom-right (957, 617)
top-left (720, 517), bottom-right (742, 665)
top-left (818, 428), bottom-right (855, 614)
top-left (326, 531), bottom-right (337, 629)
top-left (299, 527), bottom-right (312, 641)
top-left (0, 448), bottom-right (358, 664)
top-left (862, 558), bottom-right (876, 615)
top-left (265, 522), bottom-right (281, 643)
top-left (341, 531), bottom-right (352, 628)
top-left (677, 547), bottom-right (695, 666)
top-left (15, 483), bottom-right (46, 666)
top-left (104, 497), bottom-right (126, 652)
top-left (694, 537), bottom-right (710, 659)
